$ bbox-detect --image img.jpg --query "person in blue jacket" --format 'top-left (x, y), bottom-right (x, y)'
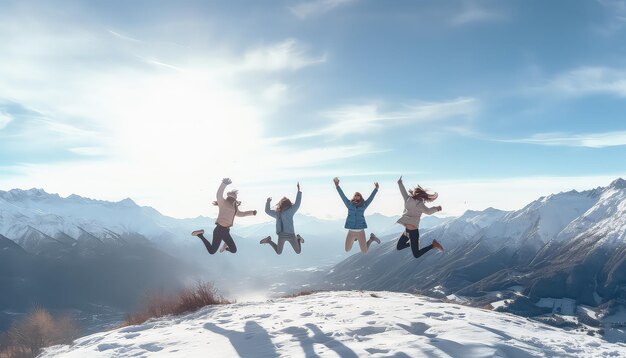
top-left (333, 177), bottom-right (381, 253)
top-left (260, 182), bottom-right (304, 254)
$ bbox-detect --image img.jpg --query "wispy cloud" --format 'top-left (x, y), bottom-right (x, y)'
top-left (289, 0), bottom-right (356, 19)
top-left (236, 39), bottom-right (326, 72)
top-left (108, 30), bottom-right (142, 43)
top-left (545, 66), bottom-right (626, 97)
top-left (273, 97), bottom-right (479, 141)
top-left (0, 111), bottom-right (12, 129)
top-left (500, 131), bottom-right (626, 148)
top-left (450, 1), bottom-right (507, 26)
top-left (595, 0), bottom-right (626, 34)
top-left (68, 147), bottom-right (108, 156)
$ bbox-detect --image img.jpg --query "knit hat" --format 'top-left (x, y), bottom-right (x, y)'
top-left (226, 190), bottom-right (238, 200)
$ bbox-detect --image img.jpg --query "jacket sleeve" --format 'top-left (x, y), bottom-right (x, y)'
top-left (336, 186), bottom-right (350, 208)
top-left (216, 182), bottom-right (227, 205)
top-left (290, 191), bottom-right (302, 213)
top-left (398, 180), bottom-right (409, 201)
top-left (420, 201), bottom-right (439, 215)
top-left (236, 209), bottom-right (256, 217)
top-left (364, 188), bottom-right (378, 208)
top-left (265, 200), bottom-right (277, 218)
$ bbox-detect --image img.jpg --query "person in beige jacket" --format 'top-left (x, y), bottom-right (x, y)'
top-left (396, 176), bottom-right (444, 258)
top-left (191, 178), bottom-right (256, 254)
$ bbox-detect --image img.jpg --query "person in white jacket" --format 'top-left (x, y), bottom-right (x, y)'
top-left (191, 178), bottom-right (257, 254)
top-left (396, 176), bottom-right (444, 258)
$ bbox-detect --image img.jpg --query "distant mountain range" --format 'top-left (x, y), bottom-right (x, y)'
top-left (321, 178), bottom-right (626, 339)
top-left (0, 187), bottom-right (448, 329)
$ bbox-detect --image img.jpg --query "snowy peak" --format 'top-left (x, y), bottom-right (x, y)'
top-left (609, 177), bottom-right (626, 190)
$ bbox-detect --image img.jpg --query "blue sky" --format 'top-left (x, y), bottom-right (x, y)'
top-left (1, 0), bottom-right (625, 220)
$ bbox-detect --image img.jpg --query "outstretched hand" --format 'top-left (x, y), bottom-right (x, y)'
top-left (253, 210), bottom-right (257, 215)
top-left (374, 182), bottom-right (379, 189)
top-left (222, 178), bottom-right (232, 185)
top-left (333, 177), bottom-right (340, 187)
top-left (436, 206), bottom-right (443, 212)
top-left (398, 175), bottom-right (403, 183)
top-left (267, 197), bottom-right (272, 202)
top-left (297, 182), bottom-right (301, 191)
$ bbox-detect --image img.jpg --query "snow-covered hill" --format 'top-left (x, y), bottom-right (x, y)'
top-left (41, 291), bottom-right (626, 357)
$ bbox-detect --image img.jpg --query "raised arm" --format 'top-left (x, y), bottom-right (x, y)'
top-left (397, 176), bottom-right (409, 201)
top-left (265, 198), bottom-right (277, 218)
top-left (291, 190), bottom-right (302, 213)
top-left (336, 186), bottom-right (351, 208)
top-left (363, 185), bottom-right (378, 209)
top-left (216, 178), bottom-right (231, 205)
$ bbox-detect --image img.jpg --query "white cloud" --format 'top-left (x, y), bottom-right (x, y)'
top-left (501, 131), bottom-right (626, 148)
top-left (546, 66), bottom-right (626, 97)
top-left (451, 8), bottom-right (505, 26)
top-left (68, 147), bottom-right (108, 156)
top-left (595, 0), bottom-right (626, 34)
top-left (236, 39), bottom-right (326, 72)
top-left (0, 111), bottom-right (13, 129)
top-left (274, 97), bottom-right (479, 140)
top-left (0, 6), bottom-right (340, 219)
top-left (289, 0), bottom-right (356, 19)
top-left (108, 30), bottom-right (142, 43)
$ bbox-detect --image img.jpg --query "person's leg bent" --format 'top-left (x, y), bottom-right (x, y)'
top-left (397, 225), bottom-right (410, 251)
top-left (409, 229), bottom-right (433, 258)
top-left (356, 231), bottom-right (368, 253)
top-left (266, 237), bottom-right (281, 254)
top-left (275, 235), bottom-right (287, 255)
top-left (197, 233), bottom-right (218, 254)
top-left (222, 230), bottom-right (237, 253)
top-left (283, 234), bottom-right (301, 254)
top-left (345, 231), bottom-right (356, 252)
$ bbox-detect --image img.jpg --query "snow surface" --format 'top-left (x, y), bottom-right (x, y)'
top-left (41, 291), bottom-right (626, 358)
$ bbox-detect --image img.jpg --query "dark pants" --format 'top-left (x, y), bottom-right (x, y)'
top-left (396, 229), bottom-right (433, 258)
top-left (267, 233), bottom-right (301, 254)
top-left (197, 225), bottom-right (237, 254)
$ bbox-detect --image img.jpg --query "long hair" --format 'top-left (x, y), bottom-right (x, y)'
top-left (276, 197), bottom-right (293, 212)
top-left (351, 192), bottom-right (363, 205)
top-left (409, 185), bottom-right (438, 202)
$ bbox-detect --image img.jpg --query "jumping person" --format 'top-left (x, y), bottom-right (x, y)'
top-left (260, 182), bottom-right (304, 254)
top-left (333, 177), bottom-right (381, 253)
top-left (191, 178), bottom-right (257, 254)
top-left (396, 176), bottom-right (444, 258)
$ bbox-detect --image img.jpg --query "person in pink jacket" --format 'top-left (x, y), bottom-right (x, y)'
top-left (191, 178), bottom-right (257, 254)
top-left (396, 176), bottom-right (444, 258)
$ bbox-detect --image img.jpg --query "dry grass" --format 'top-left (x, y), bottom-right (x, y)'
top-left (125, 282), bottom-right (231, 326)
top-left (0, 308), bottom-right (76, 358)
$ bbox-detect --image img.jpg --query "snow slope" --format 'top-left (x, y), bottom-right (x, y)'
top-left (41, 291), bottom-right (626, 357)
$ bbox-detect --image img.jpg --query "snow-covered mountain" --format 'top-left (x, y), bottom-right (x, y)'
top-left (0, 188), bottom-right (446, 254)
top-left (323, 179), bottom-right (626, 340)
top-left (41, 291), bottom-right (626, 357)
top-left (0, 188), bottom-right (211, 248)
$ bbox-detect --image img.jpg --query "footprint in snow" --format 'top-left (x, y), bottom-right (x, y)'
top-left (123, 333), bottom-right (140, 339)
top-left (365, 348), bottom-right (390, 354)
top-left (139, 343), bottom-right (164, 352)
top-left (361, 311), bottom-right (376, 316)
top-left (97, 343), bottom-right (121, 351)
top-left (301, 312), bottom-right (313, 317)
